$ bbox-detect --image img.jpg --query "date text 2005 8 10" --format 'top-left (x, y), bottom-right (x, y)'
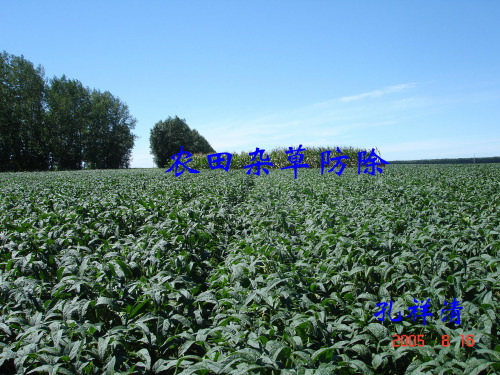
top-left (393, 334), bottom-right (475, 347)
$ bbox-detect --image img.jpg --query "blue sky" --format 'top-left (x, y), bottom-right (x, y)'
top-left (2, 1), bottom-right (499, 167)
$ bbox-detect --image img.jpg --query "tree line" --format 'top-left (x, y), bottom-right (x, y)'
top-left (389, 156), bottom-right (500, 164)
top-left (0, 51), bottom-right (137, 172)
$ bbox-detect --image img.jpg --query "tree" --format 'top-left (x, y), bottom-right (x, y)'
top-left (0, 51), bottom-right (137, 171)
top-left (106, 95), bottom-right (137, 169)
top-left (84, 90), bottom-right (137, 169)
top-left (149, 116), bottom-right (215, 168)
top-left (191, 128), bottom-right (216, 154)
top-left (45, 75), bottom-right (91, 170)
top-left (0, 52), bottom-right (12, 171)
top-left (0, 51), bottom-right (47, 171)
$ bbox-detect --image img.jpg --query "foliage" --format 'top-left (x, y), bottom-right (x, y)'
top-left (45, 75), bottom-right (91, 170)
top-left (84, 90), bottom-right (137, 169)
top-left (0, 50), bottom-right (137, 171)
top-left (0, 164), bottom-right (499, 374)
top-left (150, 116), bottom-right (215, 168)
top-left (0, 51), bottom-right (47, 171)
top-left (168, 146), bottom-right (378, 171)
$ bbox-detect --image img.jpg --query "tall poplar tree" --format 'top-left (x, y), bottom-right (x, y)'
top-left (0, 52), bottom-right (47, 171)
top-left (46, 75), bottom-right (91, 170)
top-left (1, 51), bottom-right (137, 171)
top-left (84, 90), bottom-right (137, 169)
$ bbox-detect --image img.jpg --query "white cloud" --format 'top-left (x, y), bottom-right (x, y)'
top-left (201, 83), bottom-right (430, 154)
top-left (338, 83), bottom-right (418, 102)
top-left (136, 82), bottom-right (435, 162)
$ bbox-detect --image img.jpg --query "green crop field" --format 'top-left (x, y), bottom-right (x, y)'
top-left (0, 164), bottom-right (499, 374)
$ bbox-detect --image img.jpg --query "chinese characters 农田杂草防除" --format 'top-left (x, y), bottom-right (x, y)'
top-left (165, 145), bottom-right (389, 178)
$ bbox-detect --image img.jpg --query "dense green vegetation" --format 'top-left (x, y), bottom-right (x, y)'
top-left (150, 117), bottom-right (215, 168)
top-left (0, 165), bottom-right (499, 374)
top-left (167, 146), bottom-right (383, 172)
top-left (0, 51), bottom-right (136, 172)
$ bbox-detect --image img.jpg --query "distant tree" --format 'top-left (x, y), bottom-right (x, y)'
top-left (45, 75), bottom-right (91, 170)
top-left (0, 51), bottom-right (47, 171)
top-left (0, 50), bottom-right (137, 171)
top-left (150, 116), bottom-right (192, 168)
top-left (149, 116), bottom-right (215, 168)
top-left (191, 128), bottom-right (216, 154)
top-left (84, 90), bottom-right (137, 169)
top-left (106, 96), bottom-right (137, 169)
top-left (0, 52), bottom-right (12, 171)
